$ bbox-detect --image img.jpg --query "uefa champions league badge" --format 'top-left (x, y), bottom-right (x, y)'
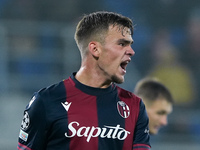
top-left (21, 111), bottom-right (30, 131)
top-left (117, 101), bottom-right (130, 118)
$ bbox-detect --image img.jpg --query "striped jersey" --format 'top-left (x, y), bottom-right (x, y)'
top-left (18, 73), bottom-right (151, 150)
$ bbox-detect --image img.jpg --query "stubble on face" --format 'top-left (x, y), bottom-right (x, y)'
top-left (111, 74), bottom-right (124, 84)
top-left (95, 24), bottom-right (134, 86)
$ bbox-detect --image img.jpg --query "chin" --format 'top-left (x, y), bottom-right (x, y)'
top-left (112, 75), bottom-right (124, 84)
top-left (150, 130), bottom-right (159, 135)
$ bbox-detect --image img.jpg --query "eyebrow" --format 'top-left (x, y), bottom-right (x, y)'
top-left (157, 110), bottom-right (171, 115)
top-left (117, 39), bottom-right (134, 45)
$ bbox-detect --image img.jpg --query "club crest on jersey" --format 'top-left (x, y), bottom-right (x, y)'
top-left (117, 101), bottom-right (130, 118)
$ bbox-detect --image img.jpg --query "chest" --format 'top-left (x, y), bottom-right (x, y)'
top-left (46, 93), bottom-right (137, 145)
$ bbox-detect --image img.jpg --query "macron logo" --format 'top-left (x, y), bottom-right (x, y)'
top-left (61, 102), bottom-right (72, 112)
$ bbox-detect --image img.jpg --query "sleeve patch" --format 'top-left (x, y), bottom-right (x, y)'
top-left (21, 111), bottom-right (30, 131)
top-left (19, 129), bottom-right (29, 142)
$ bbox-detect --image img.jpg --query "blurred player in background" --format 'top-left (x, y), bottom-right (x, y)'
top-left (17, 11), bottom-right (151, 150)
top-left (134, 78), bottom-right (173, 135)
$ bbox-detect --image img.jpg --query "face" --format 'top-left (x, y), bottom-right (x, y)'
top-left (97, 25), bottom-right (135, 84)
top-left (145, 99), bottom-right (172, 135)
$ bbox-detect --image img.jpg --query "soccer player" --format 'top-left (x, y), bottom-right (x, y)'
top-left (18, 11), bottom-right (151, 150)
top-left (134, 78), bottom-right (173, 135)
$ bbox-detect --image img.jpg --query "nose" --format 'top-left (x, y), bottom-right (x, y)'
top-left (126, 46), bottom-right (135, 57)
top-left (160, 116), bottom-right (168, 126)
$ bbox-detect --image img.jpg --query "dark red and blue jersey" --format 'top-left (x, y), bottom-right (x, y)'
top-left (18, 73), bottom-right (151, 150)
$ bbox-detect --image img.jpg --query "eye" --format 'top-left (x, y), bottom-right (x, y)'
top-left (119, 43), bottom-right (125, 46)
top-left (157, 111), bottom-right (167, 115)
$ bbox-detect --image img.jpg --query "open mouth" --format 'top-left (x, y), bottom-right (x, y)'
top-left (120, 61), bottom-right (129, 71)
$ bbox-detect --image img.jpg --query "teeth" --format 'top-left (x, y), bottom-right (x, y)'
top-left (120, 60), bottom-right (130, 70)
top-left (125, 60), bottom-right (129, 63)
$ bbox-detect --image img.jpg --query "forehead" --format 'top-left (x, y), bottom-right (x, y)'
top-left (151, 99), bottom-right (173, 113)
top-left (108, 25), bottom-right (131, 35)
top-left (106, 25), bottom-right (133, 41)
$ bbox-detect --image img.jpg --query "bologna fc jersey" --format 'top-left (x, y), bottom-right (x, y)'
top-left (18, 73), bottom-right (151, 150)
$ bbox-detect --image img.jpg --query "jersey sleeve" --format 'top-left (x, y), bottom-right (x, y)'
top-left (18, 92), bottom-right (47, 150)
top-left (132, 100), bottom-right (151, 150)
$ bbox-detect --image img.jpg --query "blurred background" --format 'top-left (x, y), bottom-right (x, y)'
top-left (0, 0), bottom-right (200, 149)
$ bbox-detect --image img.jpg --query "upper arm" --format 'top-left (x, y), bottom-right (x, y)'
top-left (18, 93), bottom-right (47, 150)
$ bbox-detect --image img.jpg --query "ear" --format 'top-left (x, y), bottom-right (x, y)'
top-left (88, 41), bottom-right (101, 58)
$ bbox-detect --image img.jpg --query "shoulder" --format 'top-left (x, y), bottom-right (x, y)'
top-left (38, 80), bottom-right (66, 101)
top-left (116, 86), bottom-right (141, 111)
top-left (26, 80), bottom-right (66, 110)
top-left (116, 86), bottom-right (141, 101)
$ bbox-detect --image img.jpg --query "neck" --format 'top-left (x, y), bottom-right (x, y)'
top-left (75, 65), bottom-right (112, 89)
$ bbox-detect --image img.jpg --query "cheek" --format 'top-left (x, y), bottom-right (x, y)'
top-left (102, 45), bottom-right (122, 60)
top-left (100, 54), bottom-right (120, 69)
top-left (148, 111), bottom-right (159, 122)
